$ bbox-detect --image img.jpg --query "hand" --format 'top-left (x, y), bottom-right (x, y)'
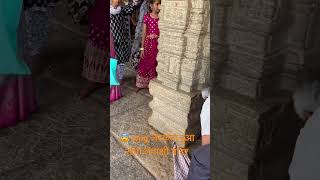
top-left (132, 0), bottom-right (139, 5)
top-left (140, 50), bottom-right (144, 58)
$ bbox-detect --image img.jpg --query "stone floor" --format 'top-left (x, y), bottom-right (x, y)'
top-left (110, 70), bottom-right (174, 180)
top-left (0, 16), bottom-right (157, 179)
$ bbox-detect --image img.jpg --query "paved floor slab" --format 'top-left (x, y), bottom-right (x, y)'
top-left (110, 136), bottom-right (155, 180)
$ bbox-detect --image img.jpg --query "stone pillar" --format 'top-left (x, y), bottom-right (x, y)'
top-left (281, 0), bottom-right (320, 91)
top-left (212, 0), bottom-right (290, 179)
top-left (148, 0), bottom-right (210, 147)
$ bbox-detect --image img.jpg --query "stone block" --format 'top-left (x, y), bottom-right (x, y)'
top-left (195, 59), bottom-right (210, 89)
top-left (161, 5), bottom-right (189, 28)
top-left (157, 74), bottom-right (180, 90)
top-left (149, 97), bottom-right (191, 128)
top-left (191, 0), bottom-right (210, 9)
top-left (213, 150), bottom-right (249, 179)
top-left (228, 29), bottom-right (269, 54)
top-left (213, 0), bottom-right (233, 6)
top-left (219, 70), bottom-right (260, 98)
top-left (236, 0), bottom-right (278, 21)
top-left (158, 33), bottom-right (185, 54)
top-left (227, 51), bottom-right (285, 78)
top-left (288, 14), bottom-right (309, 47)
top-left (280, 73), bottom-right (298, 91)
top-left (148, 81), bottom-right (203, 147)
top-left (213, 6), bottom-right (231, 27)
top-left (213, 93), bottom-right (260, 164)
top-left (212, 88), bottom-right (276, 179)
top-left (213, 25), bottom-right (229, 44)
top-left (149, 80), bottom-right (194, 111)
top-left (157, 53), bottom-right (181, 74)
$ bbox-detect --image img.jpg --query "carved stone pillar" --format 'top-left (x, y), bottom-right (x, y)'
top-left (148, 0), bottom-right (210, 147)
top-left (281, 0), bottom-right (320, 91)
top-left (212, 0), bottom-right (290, 179)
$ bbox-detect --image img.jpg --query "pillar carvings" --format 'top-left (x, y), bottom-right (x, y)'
top-left (212, 0), bottom-right (290, 179)
top-left (148, 0), bottom-right (210, 147)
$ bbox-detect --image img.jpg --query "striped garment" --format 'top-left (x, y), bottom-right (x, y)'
top-left (172, 142), bottom-right (191, 180)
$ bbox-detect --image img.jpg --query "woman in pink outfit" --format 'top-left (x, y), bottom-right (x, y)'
top-left (0, 1), bottom-right (37, 128)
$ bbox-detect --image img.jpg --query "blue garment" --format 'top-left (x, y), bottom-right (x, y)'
top-left (0, 1), bottom-right (30, 74)
top-left (110, 58), bottom-right (120, 86)
top-left (187, 145), bottom-right (211, 180)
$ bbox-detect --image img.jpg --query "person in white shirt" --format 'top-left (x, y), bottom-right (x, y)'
top-left (290, 74), bottom-right (320, 179)
top-left (200, 87), bottom-right (210, 145)
top-left (187, 87), bottom-right (211, 180)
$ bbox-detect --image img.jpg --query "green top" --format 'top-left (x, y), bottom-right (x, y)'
top-left (0, 1), bottom-right (31, 75)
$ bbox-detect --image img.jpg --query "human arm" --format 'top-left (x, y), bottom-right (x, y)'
top-left (200, 96), bottom-right (210, 145)
top-left (140, 23), bottom-right (147, 57)
top-left (201, 135), bottom-right (210, 145)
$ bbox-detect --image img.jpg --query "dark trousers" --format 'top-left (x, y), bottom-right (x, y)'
top-left (187, 144), bottom-right (210, 180)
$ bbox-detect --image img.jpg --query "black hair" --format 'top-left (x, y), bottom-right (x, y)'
top-left (148, 0), bottom-right (161, 11)
top-left (149, 0), bottom-right (161, 4)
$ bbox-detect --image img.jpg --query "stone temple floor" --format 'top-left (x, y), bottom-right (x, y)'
top-left (0, 20), bottom-right (107, 179)
top-left (0, 14), bottom-right (156, 179)
top-left (110, 68), bottom-right (174, 180)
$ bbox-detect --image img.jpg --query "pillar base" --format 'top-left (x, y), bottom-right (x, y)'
top-left (148, 80), bottom-right (203, 147)
top-left (212, 87), bottom-right (276, 179)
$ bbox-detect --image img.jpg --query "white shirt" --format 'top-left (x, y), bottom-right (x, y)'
top-left (200, 96), bottom-right (210, 136)
top-left (289, 107), bottom-right (320, 180)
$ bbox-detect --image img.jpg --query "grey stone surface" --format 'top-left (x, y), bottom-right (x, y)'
top-left (211, 0), bottom-right (311, 178)
top-left (1, 13), bottom-right (160, 180)
top-left (110, 68), bottom-right (175, 179)
top-left (0, 77), bottom-right (108, 179)
top-left (110, 82), bottom-right (151, 118)
top-left (111, 103), bottom-right (175, 179)
top-left (110, 136), bottom-right (155, 180)
top-left (0, 16), bottom-right (108, 179)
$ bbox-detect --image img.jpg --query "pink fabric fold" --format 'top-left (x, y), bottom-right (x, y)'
top-left (0, 76), bottom-right (37, 128)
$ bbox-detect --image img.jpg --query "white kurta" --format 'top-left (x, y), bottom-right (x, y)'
top-left (200, 95), bottom-right (210, 136)
top-left (289, 107), bottom-right (320, 180)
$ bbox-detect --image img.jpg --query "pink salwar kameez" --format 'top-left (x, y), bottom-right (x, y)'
top-left (136, 13), bottom-right (159, 88)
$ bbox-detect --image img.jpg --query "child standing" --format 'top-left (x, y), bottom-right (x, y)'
top-left (136, 0), bottom-right (161, 91)
top-left (68, 0), bottom-right (108, 98)
top-left (110, 0), bottom-right (140, 84)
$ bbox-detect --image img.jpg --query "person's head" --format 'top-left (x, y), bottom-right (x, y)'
top-left (111, 0), bottom-right (122, 7)
top-left (149, 0), bottom-right (161, 14)
top-left (293, 59), bottom-right (320, 122)
top-left (293, 81), bottom-right (320, 121)
top-left (201, 87), bottom-right (210, 100)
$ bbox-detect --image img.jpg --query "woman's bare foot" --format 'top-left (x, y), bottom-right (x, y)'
top-left (80, 81), bottom-right (103, 98)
